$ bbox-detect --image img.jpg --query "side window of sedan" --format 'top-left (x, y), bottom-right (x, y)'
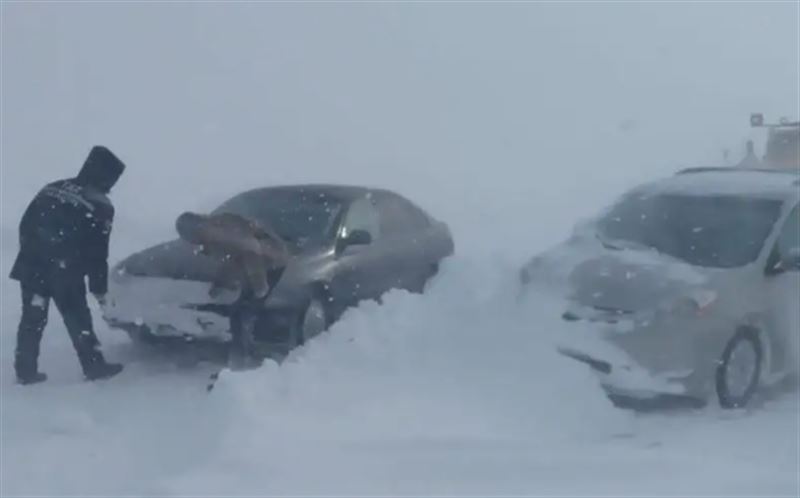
top-left (341, 197), bottom-right (380, 240)
top-left (776, 203), bottom-right (800, 260)
top-left (378, 197), bottom-right (411, 236)
top-left (378, 196), bottom-right (431, 236)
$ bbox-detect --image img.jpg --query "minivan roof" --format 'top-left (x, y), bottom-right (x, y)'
top-left (638, 168), bottom-right (799, 201)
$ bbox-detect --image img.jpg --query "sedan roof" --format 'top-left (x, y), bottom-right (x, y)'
top-left (233, 184), bottom-right (392, 203)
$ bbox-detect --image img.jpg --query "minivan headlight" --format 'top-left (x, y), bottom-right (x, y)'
top-left (663, 289), bottom-right (718, 316)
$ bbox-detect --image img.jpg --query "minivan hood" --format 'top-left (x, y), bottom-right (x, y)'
top-left (567, 249), bottom-right (710, 313)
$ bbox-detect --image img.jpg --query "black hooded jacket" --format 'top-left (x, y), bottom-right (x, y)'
top-left (10, 146), bottom-right (126, 295)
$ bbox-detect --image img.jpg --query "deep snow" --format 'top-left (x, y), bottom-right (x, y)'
top-left (2, 2), bottom-right (799, 497)
top-left (2, 252), bottom-right (799, 496)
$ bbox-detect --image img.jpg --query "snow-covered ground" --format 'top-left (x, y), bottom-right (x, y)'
top-left (2, 254), bottom-right (798, 496)
top-left (2, 2), bottom-right (799, 497)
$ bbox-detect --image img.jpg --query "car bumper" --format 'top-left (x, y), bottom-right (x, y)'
top-left (103, 275), bottom-right (232, 340)
top-left (556, 306), bottom-right (726, 401)
top-left (557, 345), bottom-right (693, 399)
top-left (103, 274), bottom-right (299, 345)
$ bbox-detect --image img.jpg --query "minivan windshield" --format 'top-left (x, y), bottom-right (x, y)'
top-left (597, 193), bottom-right (783, 268)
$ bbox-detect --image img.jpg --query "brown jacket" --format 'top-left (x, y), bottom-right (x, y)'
top-left (176, 212), bottom-right (290, 299)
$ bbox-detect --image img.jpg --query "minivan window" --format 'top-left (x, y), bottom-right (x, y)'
top-left (776, 204), bottom-right (800, 260)
top-left (597, 193), bottom-right (783, 268)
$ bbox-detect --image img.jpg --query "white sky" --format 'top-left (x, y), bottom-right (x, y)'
top-left (2, 2), bottom-right (798, 258)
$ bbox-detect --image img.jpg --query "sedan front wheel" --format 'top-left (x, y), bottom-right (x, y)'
top-left (294, 298), bottom-right (328, 347)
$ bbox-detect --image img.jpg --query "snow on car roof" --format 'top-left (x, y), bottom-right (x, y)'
top-left (237, 184), bottom-right (393, 203)
top-left (638, 168), bottom-right (800, 200)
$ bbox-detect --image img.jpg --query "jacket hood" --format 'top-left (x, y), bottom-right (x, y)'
top-left (76, 146), bottom-right (126, 193)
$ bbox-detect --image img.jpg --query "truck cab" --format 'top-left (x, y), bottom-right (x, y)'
top-left (747, 113), bottom-right (799, 170)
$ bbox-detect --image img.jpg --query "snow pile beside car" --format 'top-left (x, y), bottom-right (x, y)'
top-left (164, 258), bottom-right (631, 495)
top-left (3, 253), bottom-right (798, 496)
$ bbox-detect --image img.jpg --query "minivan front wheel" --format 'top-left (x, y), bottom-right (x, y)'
top-left (716, 329), bottom-right (762, 409)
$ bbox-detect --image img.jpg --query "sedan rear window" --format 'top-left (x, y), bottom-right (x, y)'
top-left (597, 193), bottom-right (783, 268)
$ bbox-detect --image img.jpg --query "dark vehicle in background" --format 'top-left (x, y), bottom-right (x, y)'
top-left (103, 185), bottom-right (454, 356)
top-left (741, 113), bottom-right (800, 170)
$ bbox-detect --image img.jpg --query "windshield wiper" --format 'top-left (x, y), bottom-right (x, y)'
top-left (596, 233), bottom-right (653, 252)
top-left (595, 232), bottom-right (623, 250)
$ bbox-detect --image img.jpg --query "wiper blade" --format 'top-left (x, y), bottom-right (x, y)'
top-left (596, 233), bottom-right (652, 252)
top-left (596, 233), bottom-right (623, 250)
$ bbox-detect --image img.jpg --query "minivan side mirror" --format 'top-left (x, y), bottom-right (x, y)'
top-left (780, 248), bottom-right (800, 271)
top-left (770, 247), bottom-right (800, 274)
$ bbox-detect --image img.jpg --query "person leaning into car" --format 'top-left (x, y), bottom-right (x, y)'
top-left (10, 146), bottom-right (126, 384)
top-left (175, 211), bottom-right (290, 370)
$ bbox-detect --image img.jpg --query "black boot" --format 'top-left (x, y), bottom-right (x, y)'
top-left (16, 371), bottom-right (48, 385)
top-left (84, 362), bottom-right (123, 381)
top-left (15, 287), bottom-right (49, 386)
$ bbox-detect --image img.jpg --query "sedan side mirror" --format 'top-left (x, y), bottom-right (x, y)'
top-left (339, 229), bottom-right (372, 251)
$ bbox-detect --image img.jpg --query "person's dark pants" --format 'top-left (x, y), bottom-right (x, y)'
top-left (227, 294), bottom-right (264, 371)
top-left (14, 282), bottom-right (105, 378)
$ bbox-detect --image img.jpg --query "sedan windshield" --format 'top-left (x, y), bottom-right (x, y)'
top-left (596, 193), bottom-right (783, 268)
top-left (214, 190), bottom-right (343, 250)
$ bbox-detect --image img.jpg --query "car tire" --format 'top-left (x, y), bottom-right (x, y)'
top-left (291, 298), bottom-right (329, 348)
top-left (118, 322), bottom-right (152, 344)
top-left (716, 329), bottom-right (762, 409)
top-left (411, 263), bottom-right (440, 294)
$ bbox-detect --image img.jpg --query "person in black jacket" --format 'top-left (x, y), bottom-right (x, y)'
top-left (10, 146), bottom-right (126, 384)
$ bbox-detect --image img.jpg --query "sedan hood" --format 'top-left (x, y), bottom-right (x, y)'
top-left (118, 239), bottom-right (222, 282)
top-left (567, 250), bottom-right (709, 313)
top-left (116, 238), bottom-right (319, 289)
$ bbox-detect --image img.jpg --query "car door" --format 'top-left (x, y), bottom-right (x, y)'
top-left (328, 195), bottom-right (386, 307)
top-left (765, 201), bottom-right (800, 376)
